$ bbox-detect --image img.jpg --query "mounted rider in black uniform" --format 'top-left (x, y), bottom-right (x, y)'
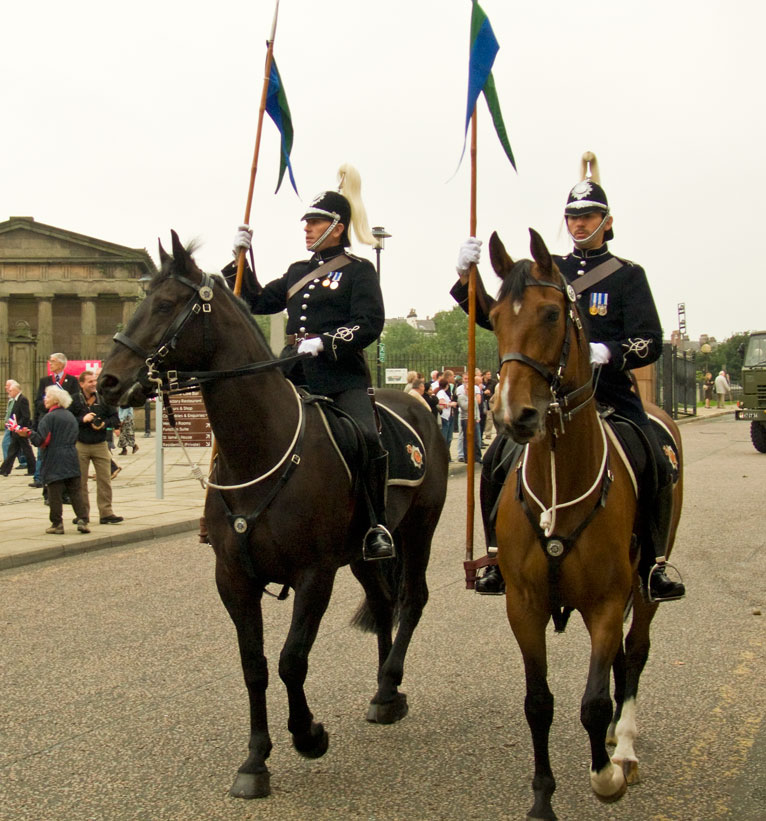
top-left (451, 152), bottom-right (685, 603)
top-left (224, 164), bottom-right (394, 561)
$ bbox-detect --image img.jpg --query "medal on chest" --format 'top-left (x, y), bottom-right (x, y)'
top-left (322, 271), bottom-right (343, 290)
top-left (589, 293), bottom-right (608, 316)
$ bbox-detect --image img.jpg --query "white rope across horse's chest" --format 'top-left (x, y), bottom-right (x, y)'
top-left (521, 417), bottom-right (609, 537)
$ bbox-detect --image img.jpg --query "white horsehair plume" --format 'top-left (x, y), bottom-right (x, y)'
top-left (337, 163), bottom-right (375, 246)
top-left (580, 151), bottom-right (601, 183)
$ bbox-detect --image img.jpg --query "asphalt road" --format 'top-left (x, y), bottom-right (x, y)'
top-left (1, 415), bottom-right (763, 821)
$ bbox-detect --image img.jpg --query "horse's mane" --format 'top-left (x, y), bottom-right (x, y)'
top-left (151, 245), bottom-right (276, 358)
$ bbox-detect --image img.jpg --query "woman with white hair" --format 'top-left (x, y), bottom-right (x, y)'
top-left (18, 384), bottom-right (90, 535)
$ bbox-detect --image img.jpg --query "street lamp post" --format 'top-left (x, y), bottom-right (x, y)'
top-left (371, 225), bottom-right (391, 389)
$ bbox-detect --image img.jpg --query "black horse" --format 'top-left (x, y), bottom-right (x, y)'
top-left (99, 232), bottom-right (448, 798)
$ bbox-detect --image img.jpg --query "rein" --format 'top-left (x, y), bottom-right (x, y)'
top-left (499, 272), bottom-right (596, 431)
top-left (112, 268), bottom-right (309, 494)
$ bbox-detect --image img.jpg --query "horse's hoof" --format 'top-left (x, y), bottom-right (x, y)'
top-left (366, 692), bottom-right (409, 724)
top-left (622, 758), bottom-right (640, 785)
top-left (293, 721), bottom-right (329, 759)
top-left (229, 770), bottom-right (270, 799)
top-left (591, 761), bottom-right (627, 804)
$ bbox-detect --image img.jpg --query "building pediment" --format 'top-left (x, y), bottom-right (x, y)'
top-left (0, 216), bottom-right (157, 272)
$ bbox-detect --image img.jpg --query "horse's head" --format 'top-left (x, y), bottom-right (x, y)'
top-left (488, 229), bottom-right (589, 444)
top-left (99, 230), bottom-right (220, 406)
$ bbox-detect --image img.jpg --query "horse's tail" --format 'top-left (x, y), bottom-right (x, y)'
top-left (349, 552), bottom-right (403, 633)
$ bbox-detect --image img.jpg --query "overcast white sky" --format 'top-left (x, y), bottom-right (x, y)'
top-left (3, 1), bottom-right (764, 342)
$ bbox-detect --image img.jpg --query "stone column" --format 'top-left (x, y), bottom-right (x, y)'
top-left (121, 297), bottom-right (138, 329)
top-left (0, 297), bottom-right (9, 371)
top-left (36, 296), bottom-right (54, 359)
top-left (81, 298), bottom-right (98, 359)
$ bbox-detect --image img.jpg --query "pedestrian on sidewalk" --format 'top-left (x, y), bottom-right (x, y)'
top-left (17, 385), bottom-right (90, 535)
top-left (116, 406), bottom-right (138, 455)
top-left (70, 370), bottom-right (123, 525)
top-left (0, 381), bottom-right (36, 477)
top-left (714, 369), bottom-right (731, 409)
top-left (703, 372), bottom-right (714, 409)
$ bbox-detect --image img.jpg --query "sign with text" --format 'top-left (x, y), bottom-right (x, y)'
top-left (161, 392), bottom-right (212, 447)
top-left (385, 368), bottom-right (409, 384)
top-left (54, 360), bottom-right (102, 378)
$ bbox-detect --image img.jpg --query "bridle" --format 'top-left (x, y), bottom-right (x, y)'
top-left (113, 270), bottom-right (216, 396)
top-left (499, 269), bottom-right (596, 430)
top-left (111, 268), bottom-right (309, 497)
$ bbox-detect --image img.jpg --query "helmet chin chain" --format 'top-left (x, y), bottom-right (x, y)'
top-left (567, 211), bottom-right (610, 249)
top-left (308, 216), bottom-right (340, 251)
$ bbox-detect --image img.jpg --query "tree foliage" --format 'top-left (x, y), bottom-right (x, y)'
top-left (700, 332), bottom-right (748, 382)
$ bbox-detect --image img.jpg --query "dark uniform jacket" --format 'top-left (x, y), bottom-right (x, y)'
top-left (28, 406), bottom-right (81, 484)
top-left (34, 374), bottom-right (80, 428)
top-left (70, 391), bottom-right (120, 445)
top-left (450, 243), bottom-right (662, 425)
top-left (223, 246), bottom-right (385, 396)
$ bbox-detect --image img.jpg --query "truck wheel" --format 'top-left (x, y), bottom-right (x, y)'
top-left (751, 422), bottom-right (766, 453)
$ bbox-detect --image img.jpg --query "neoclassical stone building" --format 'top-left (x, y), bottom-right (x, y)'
top-left (0, 216), bottom-right (157, 397)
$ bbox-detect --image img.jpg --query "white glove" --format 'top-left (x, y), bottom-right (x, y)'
top-left (589, 342), bottom-right (611, 365)
top-left (456, 237), bottom-right (482, 274)
top-left (298, 337), bottom-right (324, 357)
top-left (232, 224), bottom-right (253, 257)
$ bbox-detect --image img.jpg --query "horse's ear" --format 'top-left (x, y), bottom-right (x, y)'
top-left (529, 228), bottom-right (552, 275)
top-left (489, 231), bottom-right (515, 280)
top-left (158, 239), bottom-right (170, 265)
top-left (170, 229), bottom-right (186, 262)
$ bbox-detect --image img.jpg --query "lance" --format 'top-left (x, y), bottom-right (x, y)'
top-left (232, 0), bottom-right (281, 297)
top-left (202, 0), bottom-right (281, 507)
top-left (465, 109), bottom-right (478, 571)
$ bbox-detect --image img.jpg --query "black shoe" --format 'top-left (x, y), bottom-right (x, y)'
top-left (28, 481), bottom-right (43, 488)
top-left (647, 565), bottom-right (685, 602)
top-left (362, 526), bottom-right (395, 561)
top-left (100, 515), bottom-right (124, 524)
top-left (475, 563), bottom-right (505, 595)
top-left (72, 517), bottom-right (90, 525)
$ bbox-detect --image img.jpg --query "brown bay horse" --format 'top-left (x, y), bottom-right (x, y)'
top-left (487, 229), bottom-right (683, 820)
top-left (98, 232), bottom-right (448, 799)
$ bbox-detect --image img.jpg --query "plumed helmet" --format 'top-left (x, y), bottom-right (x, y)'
top-left (564, 151), bottom-right (613, 241)
top-left (301, 164), bottom-right (375, 249)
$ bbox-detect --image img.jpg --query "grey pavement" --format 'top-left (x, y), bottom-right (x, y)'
top-left (0, 406), bottom-right (735, 571)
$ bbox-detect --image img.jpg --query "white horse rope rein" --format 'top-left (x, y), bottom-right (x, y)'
top-left (173, 381), bottom-right (304, 491)
top-left (521, 416), bottom-right (608, 537)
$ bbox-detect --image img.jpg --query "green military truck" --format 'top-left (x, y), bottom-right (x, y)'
top-left (735, 331), bottom-right (766, 452)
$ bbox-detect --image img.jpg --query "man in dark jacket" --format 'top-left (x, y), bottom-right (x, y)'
top-left (70, 370), bottom-right (123, 525)
top-left (451, 153), bottom-right (684, 603)
top-left (30, 352), bottom-right (80, 487)
top-left (0, 381), bottom-right (36, 476)
top-left (225, 166), bottom-right (393, 561)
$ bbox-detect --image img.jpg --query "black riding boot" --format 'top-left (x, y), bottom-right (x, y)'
top-left (641, 482), bottom-right (685, 603)
top-left (362, 452), bottom-right (395, 561)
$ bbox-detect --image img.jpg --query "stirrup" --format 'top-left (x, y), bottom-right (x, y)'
top-left (362, 525), bottom-right (395, 561)
top-left (645, 560), bottom-right (685, 603)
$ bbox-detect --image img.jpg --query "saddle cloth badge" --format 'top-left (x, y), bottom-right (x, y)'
top-left (589, 293), bottom-right (608, 316)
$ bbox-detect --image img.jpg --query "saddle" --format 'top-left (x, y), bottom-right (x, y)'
top-left (310, 393), bottom-right (427, 487)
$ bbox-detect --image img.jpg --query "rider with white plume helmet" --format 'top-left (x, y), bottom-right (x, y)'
top-left (451, 151), bottom-right (685, 603)
top-left (225, 164), bottom-right (394, 562)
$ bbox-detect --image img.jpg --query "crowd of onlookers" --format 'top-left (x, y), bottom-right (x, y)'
top-left (403, 368), bottom-right (496, 462)
top-left (1, 352), bottom-right (136, 536)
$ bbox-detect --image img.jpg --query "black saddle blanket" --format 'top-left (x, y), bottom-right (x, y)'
top-left (313, 399), bottom-right (427, 487)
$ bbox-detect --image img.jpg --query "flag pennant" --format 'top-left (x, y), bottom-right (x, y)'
top-left (266, 57), bottom-right (298, 194)
top-left (460, 0), bottom-right (516, 170)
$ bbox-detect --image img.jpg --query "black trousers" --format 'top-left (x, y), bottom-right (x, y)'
top-left (47, 475), bottom-right (88, 526)
top-left (0, 433), bottom-right (35, 475)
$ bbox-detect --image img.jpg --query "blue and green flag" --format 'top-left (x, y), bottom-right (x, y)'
top-left (461, 0), bottom-right (516, 170)
top-left (265, 57), bottom-right (298, 194)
